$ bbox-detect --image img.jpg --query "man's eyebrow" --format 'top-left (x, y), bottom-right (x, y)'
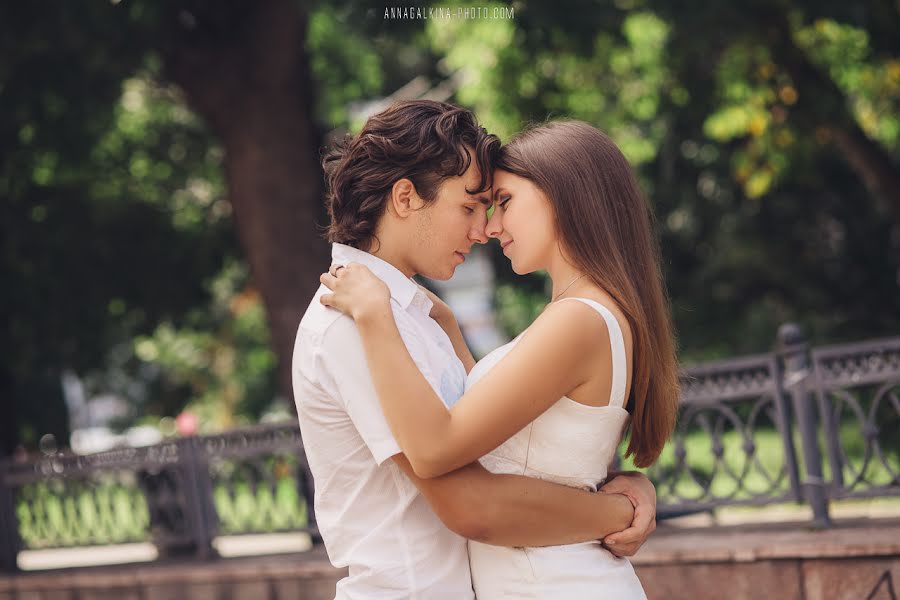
top-left (470, 193), bottom-right (492, 206)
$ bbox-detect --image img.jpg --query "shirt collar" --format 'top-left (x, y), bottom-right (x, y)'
top-left (331, 243), bottom-right (433, 314)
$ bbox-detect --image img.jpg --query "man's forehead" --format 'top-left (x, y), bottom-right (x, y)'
top-left (457, 160), bottom-right (493, 204)
top-left (468, 190), bottom-right (492, 205)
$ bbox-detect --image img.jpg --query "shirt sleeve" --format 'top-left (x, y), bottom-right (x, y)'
top-left (319, 310), bottom-right (441, 465)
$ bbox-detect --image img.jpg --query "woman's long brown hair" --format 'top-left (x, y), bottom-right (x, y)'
top-left (497, 120), bottom-right (679, 467)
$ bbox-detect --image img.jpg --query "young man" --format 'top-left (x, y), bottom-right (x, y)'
top-left (292, 100), bottom-right (657, 599)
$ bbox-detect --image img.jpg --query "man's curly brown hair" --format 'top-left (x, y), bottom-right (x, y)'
top-left (322, 100), bottom-right (500, 251)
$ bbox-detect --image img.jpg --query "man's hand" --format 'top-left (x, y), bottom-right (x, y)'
top-left (597, 471), bottom-right (657, 557)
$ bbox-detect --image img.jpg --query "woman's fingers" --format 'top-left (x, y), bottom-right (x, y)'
top-left (320, 272), bottom-right (337, 289)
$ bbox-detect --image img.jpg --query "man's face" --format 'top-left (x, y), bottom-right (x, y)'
top-left (408, 163), bottom-right (491, 280)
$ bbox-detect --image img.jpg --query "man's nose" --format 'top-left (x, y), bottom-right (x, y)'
top-left (470, 220), bottom-right (489, 244)
top-left (485, 210), bottom-right (503, 239)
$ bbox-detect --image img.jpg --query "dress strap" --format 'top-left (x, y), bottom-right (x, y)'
top-left (555, 297), bottom-right (629, 409)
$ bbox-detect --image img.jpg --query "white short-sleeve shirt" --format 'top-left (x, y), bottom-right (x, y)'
top-left (291, 243), bottom-right (473, 600)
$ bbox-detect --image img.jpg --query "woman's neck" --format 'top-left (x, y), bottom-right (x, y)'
top-left (547, 253), bottom-right (587, 302)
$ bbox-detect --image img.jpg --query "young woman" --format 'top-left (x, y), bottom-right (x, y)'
top-left (319, 120), bottom-right (679, 598)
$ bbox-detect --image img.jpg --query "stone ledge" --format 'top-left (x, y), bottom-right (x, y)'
top-left (633, 517), bottom-right (900, 565)
top-left (4, 518), bottom-right (898, 600)
top-left (0, 548), bottom-right (345, 593)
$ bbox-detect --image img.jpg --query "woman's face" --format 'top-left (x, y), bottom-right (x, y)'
top-left (486, 169), bottom-right (558, 274)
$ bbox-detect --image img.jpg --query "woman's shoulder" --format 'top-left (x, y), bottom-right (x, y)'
top-left (538, 292), bottom-right (632, 349)
top-left (526, 296), bottom-right (607, 349)
top-left (544, 289), bottom-right (626, 323)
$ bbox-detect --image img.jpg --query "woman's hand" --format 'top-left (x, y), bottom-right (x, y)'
top-left (319, 263), bottom-right (391, 321)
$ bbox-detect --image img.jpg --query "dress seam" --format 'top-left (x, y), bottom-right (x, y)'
top-left (521, 422), bottom-right (535, 475)
top-left (520, 423), bottom-right (538, 582)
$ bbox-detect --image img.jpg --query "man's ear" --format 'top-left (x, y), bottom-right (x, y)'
top-left (389, 178), bottom-right (425, 218)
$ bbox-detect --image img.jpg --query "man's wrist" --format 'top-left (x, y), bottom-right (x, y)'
top-left (600, 473), bottom-right (655, 510)
top-left (432, 306), bottom-right (456, 329)
top-left (429, 299), bottom-right (451, 320)
top-left (602, 493), bottom-right (636, 536)
top-left (619, 490), bottom-right (640, 509)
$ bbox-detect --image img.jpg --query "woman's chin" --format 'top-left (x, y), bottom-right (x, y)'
top-left (509, 260), bottom-right (528, 276)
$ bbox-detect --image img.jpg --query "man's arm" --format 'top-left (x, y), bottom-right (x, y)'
top-left (393, 454), bottom-right (634, 547)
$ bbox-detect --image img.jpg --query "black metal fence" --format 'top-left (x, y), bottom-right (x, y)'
top-left (645, 324), bottom-right (900, 525)
top-left (0, 423), bottom-right (318, 572)
top-left (1, 324), bottom-right (898, 572)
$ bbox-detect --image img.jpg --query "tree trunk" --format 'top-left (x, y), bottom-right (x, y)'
top-left (161, 0), bottom-right (330, 403)
top-left (831, 126), bottom-right (900, 227)
top-left (770, 14), bottom-right (900, 228)
top-left (0, 369), bottom-right (17, 458)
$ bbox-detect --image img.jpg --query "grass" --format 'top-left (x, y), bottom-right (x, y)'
top-left (618, 423), bottom-right (899, 506)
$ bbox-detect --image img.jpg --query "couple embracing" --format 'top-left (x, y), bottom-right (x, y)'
top-left (292, 100), bottom-right (679, 599)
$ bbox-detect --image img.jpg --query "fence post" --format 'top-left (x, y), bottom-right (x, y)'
top-left (138, 438), bottom-right (217, 560)
top-left (771, 356), bottom-right (804, 503)
top-left (777, 323), bottom-right (831, 528)
top-left (299, 460), bottom-right (321, 544)
top-left (0, 460), bottom-right (20, 572)
top-left (178, 437), bottom-right (217, 560)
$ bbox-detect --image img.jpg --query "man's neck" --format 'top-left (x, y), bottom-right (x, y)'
top-left (360, 241), bottom-right (416, 279)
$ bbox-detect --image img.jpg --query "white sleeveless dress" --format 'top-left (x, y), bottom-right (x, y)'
top-left (467, 298), bottom-right (647, 599)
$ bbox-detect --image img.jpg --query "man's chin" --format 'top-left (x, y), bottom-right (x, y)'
top-left (420, 265), bottom-right (457, 281)
top-left (434, 269), bottom-right (456, 281)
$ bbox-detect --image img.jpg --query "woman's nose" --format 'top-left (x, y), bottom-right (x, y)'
top-left (486, 209), bottom-right (503, 239)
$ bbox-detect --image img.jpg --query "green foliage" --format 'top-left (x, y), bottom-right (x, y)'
top-left (477, 3), bottom-right (900, 360)
top-left (17, 479), bottom-right (150, 548)
top-left (796, 19), bottom-right (900, 148)
top-left (91, 75), bottom-right (229, 232)
top-left (131, 261), bottom-right (278, 430)
top-left (494, 283), bottom-right (548, 340)
top-left (307, 6), bottom-right (384, 127)
top-left (426, 3), bottom-right (521, 139)
top-left (15, 457), bottom-right (311, 548)
top-left (211, 456), bottom-right (309, 534)
top-left (4, 0), bottom-right (899, 449)
top-left (1, 2), bottom-right (240, 448)
top-left (426, 7), bottom-right (673, 165)
top-left (700, 18), bottom-right (900, 200)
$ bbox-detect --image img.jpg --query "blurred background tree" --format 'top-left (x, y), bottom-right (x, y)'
top-left (2, 0), bottom-right (897, 456)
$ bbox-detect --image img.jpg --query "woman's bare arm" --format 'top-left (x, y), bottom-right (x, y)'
top-left (352, 300), bottom-right (609, 478)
